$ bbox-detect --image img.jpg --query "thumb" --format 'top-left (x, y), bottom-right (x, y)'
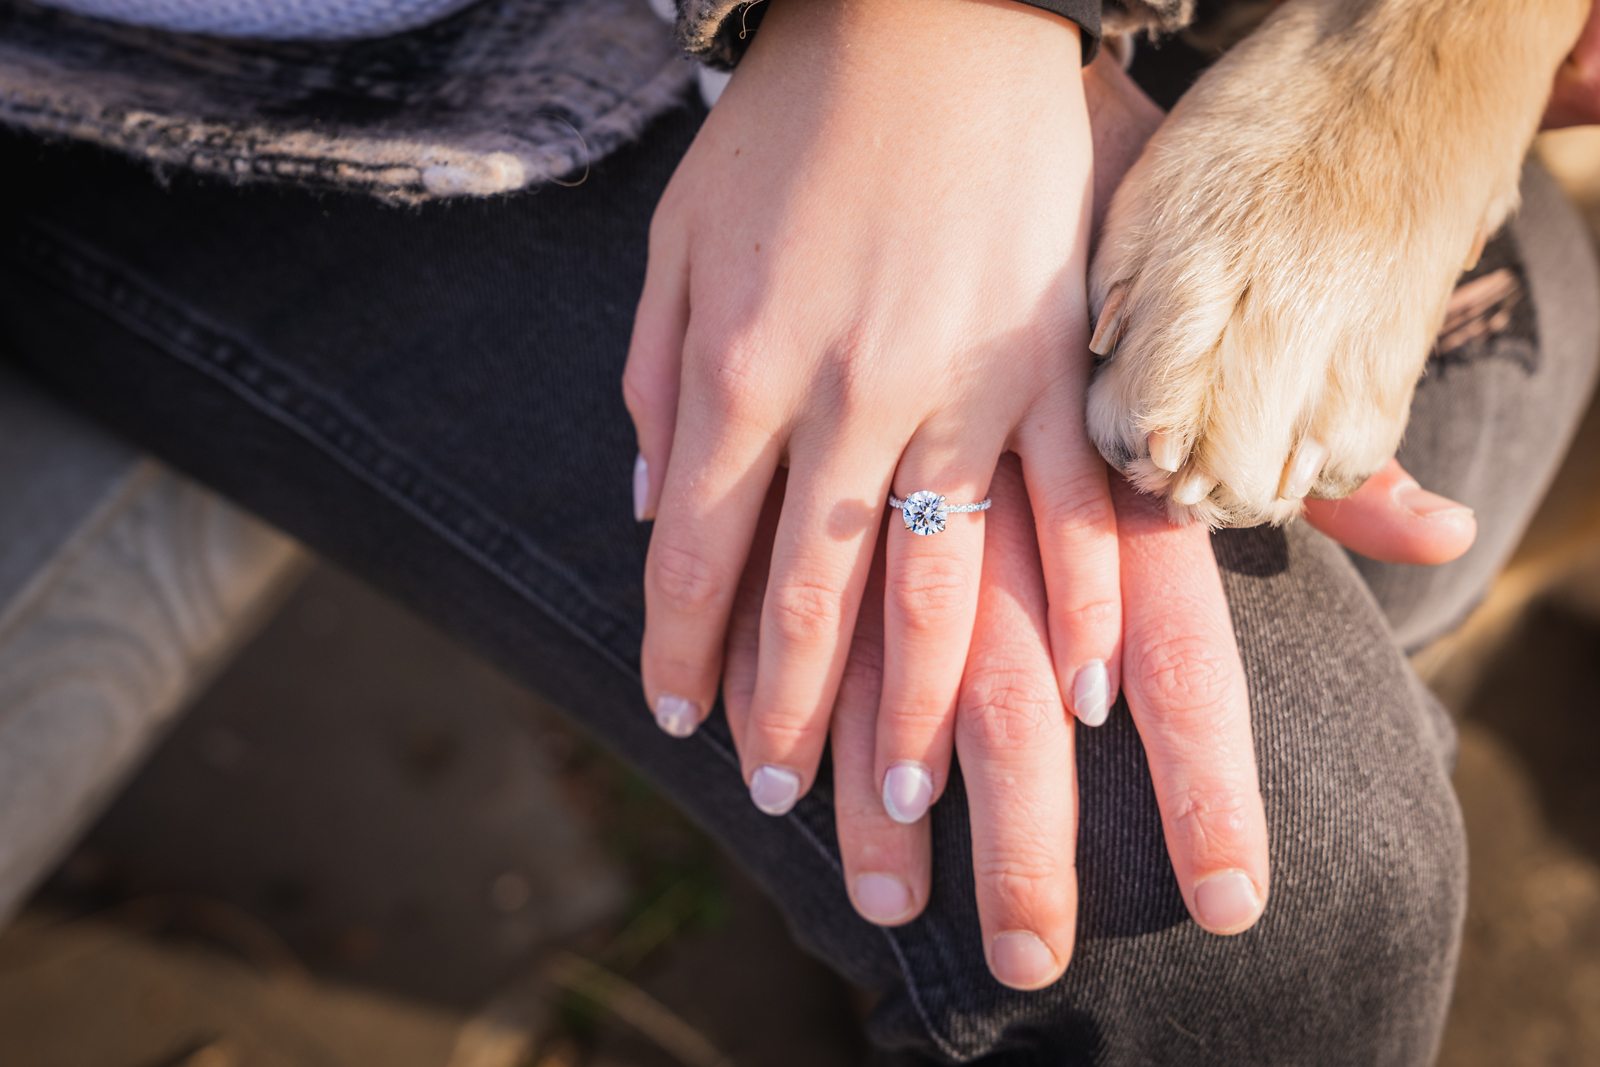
top-left (1302, 459), bottom-right (1477, 565)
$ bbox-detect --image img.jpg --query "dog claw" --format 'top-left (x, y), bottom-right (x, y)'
top-left (1147, 429), bottom-right (1186, 473)
top-left (1280, 438), bottom-right (1330, 500)
top-left (1172, 468), bottom-right (1216, 507)
top-left (1089, 283), bottom-right (1130, 356)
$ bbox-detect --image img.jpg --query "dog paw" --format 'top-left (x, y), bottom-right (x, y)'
top-left (1085, 0), bottom-right (1572, 526)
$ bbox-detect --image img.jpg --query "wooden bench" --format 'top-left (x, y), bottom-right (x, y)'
top-left (0, 365), bottom-right (305, 919)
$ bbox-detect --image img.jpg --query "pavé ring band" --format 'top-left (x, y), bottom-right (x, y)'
top-left (889, 490), bottom-right (993, 536)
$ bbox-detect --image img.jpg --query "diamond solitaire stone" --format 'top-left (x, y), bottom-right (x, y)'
top-left (888, 491), bottom-right (991, 533)
top-left (901, 490), bottom-right (947, 536)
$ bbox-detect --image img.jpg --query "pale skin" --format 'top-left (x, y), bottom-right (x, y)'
top-left (629, 0), bottom-right (1120, 863)
top-left (626, 0), bottom-right (1594, 989)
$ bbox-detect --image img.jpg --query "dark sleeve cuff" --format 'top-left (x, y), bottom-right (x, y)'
top-left (678, 0), bottom-right (1102, 71)
top-left (1010, 0), bottom-right (1100, 64)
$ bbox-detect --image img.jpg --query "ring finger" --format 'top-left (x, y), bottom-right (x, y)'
top-left (874, 426), bottom-right (1007, 826)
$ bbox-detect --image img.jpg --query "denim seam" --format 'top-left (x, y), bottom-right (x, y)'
top-left (12, 218), bottom-right (962, 1060)
top-left (13, 218), bottom-right (642, 676)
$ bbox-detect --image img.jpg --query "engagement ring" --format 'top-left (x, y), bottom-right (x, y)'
top-left (889, 490), bottom-right (992, 536)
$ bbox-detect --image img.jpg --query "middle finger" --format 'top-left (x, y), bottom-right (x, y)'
top-left (739, 441), bottom-right (900, 815)
top-left (956, 453), bottom-right (1079, 990)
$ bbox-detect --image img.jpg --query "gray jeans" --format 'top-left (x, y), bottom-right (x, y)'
top-left (0, 110), bottom-right (1595, 1064)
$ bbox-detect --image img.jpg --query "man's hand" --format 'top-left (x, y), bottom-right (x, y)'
top-left (1302, 458), bottom-right (1476, 564)
top-left (723, 449), bottom-right (1473, 989)
top-left (1544, 0), bottom-right (1600, 128)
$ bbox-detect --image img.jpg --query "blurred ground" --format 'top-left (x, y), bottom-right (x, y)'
top-left (3, 133), bottom-right (1600, 1067)
top-left (1428, 128), bottom-right (1600, 1067)
top-left (3, 563), bottom-right (869, 1067)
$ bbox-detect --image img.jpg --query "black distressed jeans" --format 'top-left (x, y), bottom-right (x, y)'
top-left (1, 103), bottom-right (1595, 1064)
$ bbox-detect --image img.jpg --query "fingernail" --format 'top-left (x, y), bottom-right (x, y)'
top-left (1394, 480), bottom-right (1474, 520)
top-left (1281, 438), bottom-right (1329, 500)
top-left (1072, 660), bottom-right (1110, 727)
top-left (1193, 869), bottom-right (1263, 933)
top-left (1148, 430), bottom-right (1184, 473)
top-left (882, 761), bottom-right (934, 825)
top-left (750, 765), bottom-right (801, 816)
top-left (632, 453), bottom-right (650, 522)
top-left (855, 873), bottom-right (914, 925)
top-left (653, 693), bottom-right (700, 738)
top-left (1172, 468), bottom-right (1216, 507)
top-left (990, 930), bottom-right (1060, 990)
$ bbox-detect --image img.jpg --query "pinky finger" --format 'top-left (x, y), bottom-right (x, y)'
top-left (620, 220), bottom-right (690, 522)
top-left (1015, 413), bottom-right (1122, 729)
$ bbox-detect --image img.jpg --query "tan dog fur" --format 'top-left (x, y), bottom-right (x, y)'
top-left (1087, 0), bottom-right (1591, 526)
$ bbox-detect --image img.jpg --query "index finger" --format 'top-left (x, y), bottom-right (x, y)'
top-left (1112, 475), bottom-right (1270, 936)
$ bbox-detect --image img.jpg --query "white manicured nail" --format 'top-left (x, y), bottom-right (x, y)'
top-left (1072, 660), bottom-right (1110, 727)
top-left (653, 694), bottom-right (700, 738)
top-left (750, 765), bottom-right (801, 816)
top-left (882, 761), bottom-right (934, 825)
top-left (1148, 430), bottom-right (1184, 473)
top-left (1280, 439), bottom-right (1329, 500)
top-left (632, 453), bottom-right (650, 522)
top-left (1172, 469), bottom-right (1216, 507)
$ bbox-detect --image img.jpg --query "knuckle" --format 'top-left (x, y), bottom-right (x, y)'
top-left (620, 363), bottom-right (655, 423)
top-left (1162, 785), bottom-right (1254, 859)
top-left (750, 707), bottom-right (821, 750)
top-left (648, 540), bottom-right (728, 616)
top-left (958, 668), bottom-right (1061, 752)
top-left (886, 558), bottom-right (977, 632)
top-left (1128, 631), bottom-right (1238, 726)
top-left (1036, 482), bottom-right (1116, 539)
top-left (882, 702), bottom-right (954, 737)
top-left (692, 337), bottom-right (773, 422)
top-left (1051, 596), bottom-right (1119, 640)
top-left (975, 851), bottom-right (1067, 913)
top-left (766, 578), bottom-right (846, 648)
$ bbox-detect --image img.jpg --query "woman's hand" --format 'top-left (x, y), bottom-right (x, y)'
top-left (626, 0), bottom-right (1119, 820)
